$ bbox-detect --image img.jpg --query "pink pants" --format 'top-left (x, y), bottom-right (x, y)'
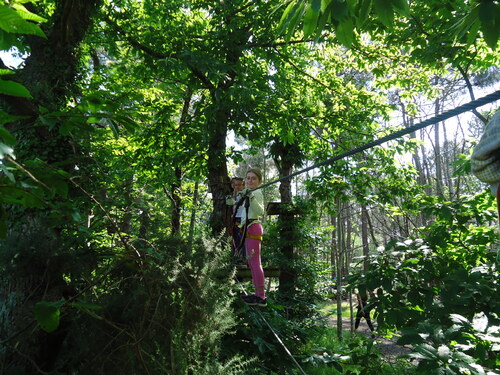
top-left (246, 223), bottom-right (265, 299)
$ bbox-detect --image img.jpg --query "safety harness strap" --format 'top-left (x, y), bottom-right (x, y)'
top-left (246, 233), bottom-right (263, 241)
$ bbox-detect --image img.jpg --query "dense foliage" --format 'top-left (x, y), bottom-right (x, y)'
top-left (0, 0), bottom-right (499, 374)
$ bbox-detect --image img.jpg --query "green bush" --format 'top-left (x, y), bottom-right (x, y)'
top-left (349, 192), bottom-right (500, 374)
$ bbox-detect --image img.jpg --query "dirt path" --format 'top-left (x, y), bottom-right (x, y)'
top-left (335, 317), bottom-right (412, 359)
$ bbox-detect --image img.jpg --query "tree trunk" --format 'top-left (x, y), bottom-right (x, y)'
top-left (1, 1), bottom-right (102, 373)
top-left (433, 78), bottom-right (444, 197)
top-left (188, 181), bottom-right (200, 247)
top-left (336, 198), bottom-right (344, 340)
top-left (170, 167), bottom-right (183, 236)
top-left (330, 214), bottom-right (337, 281)
top-left (273, 141), bottom-right (298, 296)
top-left (206, 109), bottom-right (233, 235)
top-left (361, 204), bottom-right (370, 274)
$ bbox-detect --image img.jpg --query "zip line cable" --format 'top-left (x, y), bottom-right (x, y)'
top-left (254, 90), bottom-right (500, 192)
top-left (238, 285), bottom-right (308, 375)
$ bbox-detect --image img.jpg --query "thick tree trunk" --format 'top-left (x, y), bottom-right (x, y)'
top-left (0, 0), bottom-right (101, 373)
top-left (207, 109), bottom-right (232, 235)
top-left (273, 140), bottom-right (300, 296)
top-left (1, 1), bottom-right (102, 373)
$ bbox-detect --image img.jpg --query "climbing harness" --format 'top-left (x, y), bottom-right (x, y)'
top-left (246, 233), bottom-right (263, 241)
top-left (232, 194), bottom-right (251, 259)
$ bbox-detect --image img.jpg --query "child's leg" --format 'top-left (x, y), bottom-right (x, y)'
top-left (246, 223), bottom-right (265, 299)
top-left (365, 316), bottom-right (375, 332)
top-left (354, 309), bottom-right (362, 329)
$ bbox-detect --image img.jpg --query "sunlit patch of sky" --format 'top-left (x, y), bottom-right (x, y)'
top-left (0, 48), bottom-right (25, 68)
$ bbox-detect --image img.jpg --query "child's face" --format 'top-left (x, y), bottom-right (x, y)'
top-left (232, 179), bottom-right (244, 192)
top-left (245, 172), bottom-right (261, 189)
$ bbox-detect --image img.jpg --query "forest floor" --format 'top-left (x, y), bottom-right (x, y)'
top-left (320, 301), bottom-right (412, 359)
top-left (342, 317), bottom-right (412, 359)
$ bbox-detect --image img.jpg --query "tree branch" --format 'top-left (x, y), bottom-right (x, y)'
top-left (456, 65), bottom-right (487, 124)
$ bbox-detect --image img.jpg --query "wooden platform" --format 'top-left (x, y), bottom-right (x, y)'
top-left (266, 202), bottom-right (301, 216)
top-left (235, 264), bottom-right (281, 280)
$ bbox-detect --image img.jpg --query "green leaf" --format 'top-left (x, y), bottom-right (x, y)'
top-left (114, 115), bottom-right (138, 134)
top-left (336, 18), bottom-right (354, 46)
top-left (356, 0), bottom-right (373, 28)
top-left (0, 163), bottom-right (15, 182)
top-left (34, 300), bottom-right (64, 333)
top-left (109, 119), bottom-right (120, 139)
top-left (12, 3), bottom-right (47, 23)
top-left (315, 1), bottom-right (334, 39)
top-left (478, 1), bottom-right (499, 49)
top-left (0, 5), bottom-right (46, 38)
top-left (391, 0), bottom-right (409, 16)
top-left (0, 124), bottom-right (16, 145)
top-left (0, 69), bottom-right (13, 76)
top-left (303, 3), bottom-right (320, 38)
top-left (373, 0), bottom-right (394, 27)
top-left (278, 1), bottom-right (300, 34)
top-left (330, 0), bottom-right (349, 22)
top-left (0, 110), bottom-right (29, 125)
top-left (0, 29), bottom-right (18, 50)
top-left (312, 0), bottom-right (321, 12)
top-left (285, 2), bottom-right (307, 41)
top-left (0, 80), bottom-right (32, 97)
top-left (50, 176), bottom-right (68, 198)
top-left (397, 332), bottom-right (424, 345)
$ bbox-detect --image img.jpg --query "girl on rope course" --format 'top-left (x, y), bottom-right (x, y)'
top-left (239, 168), bottom-right (267, 307)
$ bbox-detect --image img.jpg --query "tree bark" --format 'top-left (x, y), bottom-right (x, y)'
top-left (188, 181), bottom-right (200, 247)
top-left (335, 198), bottom-right (344, 340)
top-left (273, 140), bottom-right (299, 296)
top-left (1, 1), bottom-right (103, 372)
top-left (433, 78), bottom-right (444, 197)
top-left (170, 167), bottom-right (183, 236)
top-left (361, 204), bottom-right (370, 274)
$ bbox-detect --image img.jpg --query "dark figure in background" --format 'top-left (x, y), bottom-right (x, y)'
top-left (354, 290), bottom-right (375, 338)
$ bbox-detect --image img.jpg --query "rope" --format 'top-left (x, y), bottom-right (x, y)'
top-left (238, 285), bottom-right (307, 375)
top-left (255, 90), bottom-right (500, 192)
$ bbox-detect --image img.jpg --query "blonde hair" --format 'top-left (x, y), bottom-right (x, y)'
top-left (246, 168), bottom-right (263, 182)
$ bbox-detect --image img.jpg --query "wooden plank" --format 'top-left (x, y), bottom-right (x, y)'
top-left (266, 202), bottom-right (301, 216)
top-left (235, 266), bottom-right (281, 279)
